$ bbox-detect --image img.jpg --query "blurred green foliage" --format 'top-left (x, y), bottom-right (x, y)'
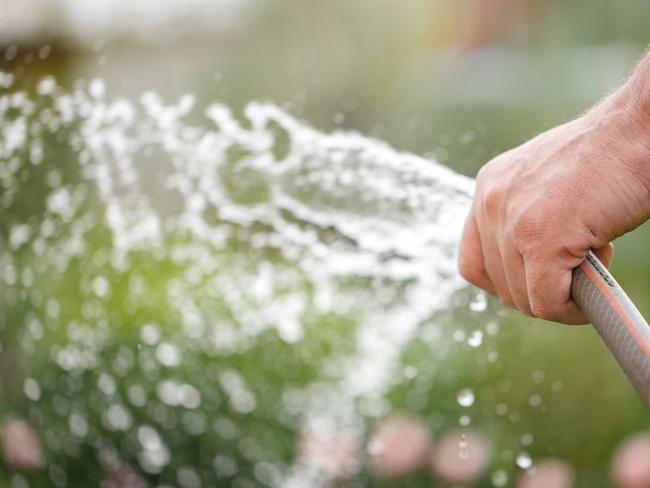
top-left (2, 1), bottom-right (650, 486)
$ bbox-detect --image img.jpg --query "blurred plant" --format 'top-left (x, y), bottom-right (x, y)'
top-left (367, 414), bottom-right (431, 478)
top-left (517, 458), bottom-right (574, 488)
top-left (294, 420), bottom-right (360, 483)
top-left (0, 417), bottom-right (44, 471)
top-left (610, 432), bottom-right (650, 488)
top-left (430, 429), bottom-right (490, 484)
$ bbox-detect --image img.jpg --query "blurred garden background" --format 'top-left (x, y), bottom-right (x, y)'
top-left (2, 1), bottom-right (650, 487)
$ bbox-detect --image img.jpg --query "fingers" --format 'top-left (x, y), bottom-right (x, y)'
top-left (522, 250), bottom-right (589, 325)
top-left (459, 201), bottom-right (614, 325)
top-left (458, 213), bottom-right (496, 294)
top-left (501, 243), bottom-right (532, 316)
top-left (481, 243), bottom-right (613, 324)
top-left (474, 197), bottom-right (515, 308)
top-left (480, 234), bottom-right (514, 308)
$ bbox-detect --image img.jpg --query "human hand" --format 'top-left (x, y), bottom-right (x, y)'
top-left (458, 87), bottom-right (650, 324)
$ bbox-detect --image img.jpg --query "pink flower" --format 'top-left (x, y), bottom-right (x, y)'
top-left (0, 417), bottom-right (44, 471)
top-left (295, 419), bottom-right (360, 482)
top-left (518, 458), bottom-right (574, 488)
top-left (430, 429), bottom-right (489, 484)
top-left (102, 464), bottom-right (147, 488)
top-left (367, 414), bottom-right (431, 477)
top-left (610, 432), bottom-right (650, 488)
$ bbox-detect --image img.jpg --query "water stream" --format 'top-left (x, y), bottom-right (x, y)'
top-left (0, 73), bottom-right (487, 486)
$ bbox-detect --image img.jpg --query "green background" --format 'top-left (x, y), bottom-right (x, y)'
top-left (1, 1), bottom-right (650, 486)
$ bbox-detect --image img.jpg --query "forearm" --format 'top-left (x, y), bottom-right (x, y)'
top-left (626, 49), bottom-right (650, 118)
top-left (581, 50), bottom-right (650, 218)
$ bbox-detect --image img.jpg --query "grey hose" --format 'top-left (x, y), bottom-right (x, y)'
top-left (572, 251), bottom-right (650, 408)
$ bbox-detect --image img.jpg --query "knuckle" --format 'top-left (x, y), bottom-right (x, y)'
top-left (520, 246), bottom-right (542, 265)
top-left (481, 185), bottom-right (502, 214)
top-left (511, 213), bottom-right (542, 244)
top-left (476, 156), bottom-right (502, 182)
top-left (475, 164), bottom-right (491, 182)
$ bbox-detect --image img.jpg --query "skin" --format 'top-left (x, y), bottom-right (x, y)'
top-left (458, 51), bottom-right (650, 324)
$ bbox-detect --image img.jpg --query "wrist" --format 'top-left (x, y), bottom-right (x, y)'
top-left (587, 51), bottom-right (650, 132)
top-left (626, 52), bottom-right (650, 126)
top-left (583, 74), bottom-right (650, 219)
top-left (619, 77), bottom-right (650, 219)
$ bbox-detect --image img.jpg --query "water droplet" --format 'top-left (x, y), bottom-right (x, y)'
top-left (498, 380), bottom-right (512, 393)
top-left (97, 373), bottom-right (116, 395)
top-left (69, 413), bottom-right (88, 438)
top-left (213, 455), bottom-right (238, 477)
top-left (0, 71), bottom-right (14, 88)
top-left (491, 469), bottom-right (508, 487)
top-left (89, 79), bottom-right (106, 98)
top-left (529, 394), bottom-right (542, 407)
top-left (469, 292), bottom-right (487, 312)
top-left (38, 45), bottom-right (51, 60)
top-left (105, 404), bottom-right (132, 431)
top-left (486, 320), bottom-right (499, 335)
top-left (156, 343), bottom-right (181, 367)
top-left (177, 466), bottom-right (201, 488)
top-left (509, 410), bottom-right (522, 424)
top-left (459, 415), bottom-right (471, 426)
top-left (23, 378), bottom-right (41, 401)
top-left (403, 365), bottom-right (418, 379)
top-left (91, 276), bottom-right (110, 298)
top-left (127, 385), bottom-right (147, 407)
top-left (176, 94), bottom-right (195, 116)
top-left (367, 440), bottom-right (384, 456)
top-left (138, 426), bottom-right (170, 473)
top-left (140, 324), bottom-right (161, 345)
top-left (5, 44), bottom-right (18, 61)
top-left (532, 369), bottom-right (545, 383)
top-left (453, 329), bottom-right (466, 342)
top-left (467, 330), bottom-right (483, 348)
top-left (516, 452), bottom-right (533, 470)
top-left (457, 388), bottom-right (475, 407)
top-left (179, 384), bottom-right (202, 409)
top-left (458, 433), bottom-right (469, 459)
top-left (521, 433), bottom-right (534, 446)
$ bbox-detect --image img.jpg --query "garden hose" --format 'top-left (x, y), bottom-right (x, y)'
top-left (572, 251), bottom-right (650, 408)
